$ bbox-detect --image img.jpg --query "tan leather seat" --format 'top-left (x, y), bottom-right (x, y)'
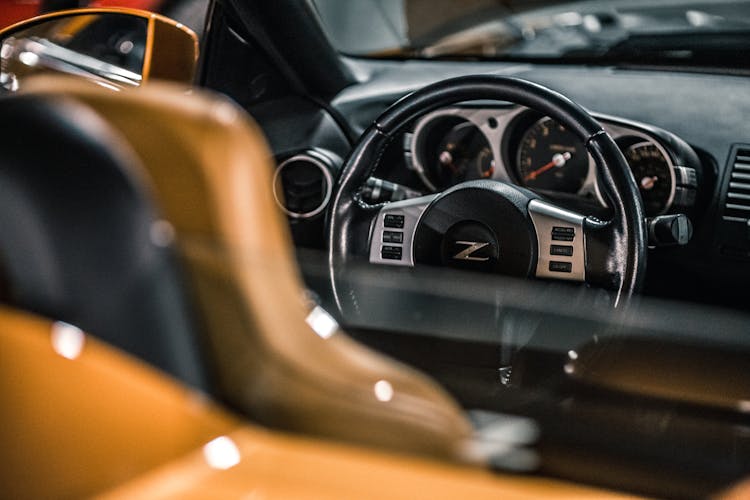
top-left (0, 306), bottom-right (634, 499)
top-left (22, 77), bottom-right (474, 461)
top-left (0, 305), bottom-right (235, 498)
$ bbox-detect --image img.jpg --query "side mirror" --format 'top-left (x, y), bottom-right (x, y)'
top-left (0, 8), bottom-right (198, 91)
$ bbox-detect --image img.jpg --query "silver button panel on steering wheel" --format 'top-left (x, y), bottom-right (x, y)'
top-left (369, 195), bottom-right (587, 282)
top-left (528, 199), bottom-right (586, 282)
top-left (368, 195), bottom-right (435, 266)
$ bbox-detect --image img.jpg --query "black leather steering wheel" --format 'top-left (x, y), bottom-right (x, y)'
top-left (328, 75), bottom-right (647, 306)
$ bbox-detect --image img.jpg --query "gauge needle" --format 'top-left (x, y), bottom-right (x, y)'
top-left (641, 176), bottom-right (658, 190)
top-left (439, 150), bottom-right (459, 173)
top-left (524, 152), bottom-right (572, 181)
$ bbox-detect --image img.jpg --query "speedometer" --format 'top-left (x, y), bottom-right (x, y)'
top-left (624, 142), bottom-right (674, 217)
top-left (515, 117), bottom-right (589, 194)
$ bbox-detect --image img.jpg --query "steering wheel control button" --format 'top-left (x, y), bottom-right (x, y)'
top-left (528, 199), bottom-right (586, 282)
top-left (381, 246), bottom-right (403, 260)
top-left (369, 195), bottom-right (438, 267)
top-left (549, 261), bottom-right (573, 273)
top-left (550, 244), bottom-right (574, 256)
top-left (551, 226), bottom-right (575, 241)
top-left (384, 214), bottom-right (405, 228)
top-left (382, 231), bottom-right (404, 244)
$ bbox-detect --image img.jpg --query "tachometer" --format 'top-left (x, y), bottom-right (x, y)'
top-left (624, 142), bottom-right (674, 216)
top-left (414, 116), bottom-right (495, 192)
top-left (428, 121), bottom-right (494, 190)
top-left (515, 117), bottom-right (589, 193)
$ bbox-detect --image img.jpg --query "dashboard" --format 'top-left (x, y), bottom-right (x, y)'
top-left (383, 105), bottom-right (700, 218)
top-left (196, 4), bottom-right (750, 496)
top-left (256, 53), bottom-right (750, 308)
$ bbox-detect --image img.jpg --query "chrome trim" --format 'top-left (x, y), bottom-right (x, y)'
top-left (528, 199), bottom-right (586, 282)
top-left (368, 195), bottom-right (437, 267)
top-left (408, 106), bottom-right (682, 214)
top-left (410, 106), bottom-right (522, 191)
top-left (622, 140), bottom-right (677, 216)
top-left (452, 241), bottom-right (491, 261)
top-left (723, 216), bottom-right (747, 223)
top-left (518, 115), bottom-right (600, 202)
top-left (272, 153), bottom-right (333, 219)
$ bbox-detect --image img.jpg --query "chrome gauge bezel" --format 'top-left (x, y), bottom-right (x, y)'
top-left (513, 115), bottom-right (599, 199)
top-left (621, 140), bottom-right (677, 217)
top-left (407, 106), bottom-right (680, 215)
top-left (410, 106), bottom-right (517, 191)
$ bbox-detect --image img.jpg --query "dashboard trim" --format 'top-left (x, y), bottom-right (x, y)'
top-left (528, 199), bottom-right (586, 282)
top-left (273, 152), bottom-right (334, 219)
top-left (406, 105), bottom-right (686, 217)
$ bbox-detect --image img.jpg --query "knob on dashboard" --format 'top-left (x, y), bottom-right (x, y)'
top-left (647, 214), bottom-right (693, 247)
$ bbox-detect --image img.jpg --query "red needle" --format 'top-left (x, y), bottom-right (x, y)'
top-left (524, 160), bottom-right (556, 181)
top-left (523, 152), bottom-right (572, 182)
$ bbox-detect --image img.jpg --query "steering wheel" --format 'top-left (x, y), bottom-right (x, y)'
top-left (328, 75), bottom-right (647, 306)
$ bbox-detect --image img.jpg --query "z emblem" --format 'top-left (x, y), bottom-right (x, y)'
top-left (452, 241), bottom-right (490, 261)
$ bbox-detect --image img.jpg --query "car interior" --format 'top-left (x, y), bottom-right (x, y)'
top-left (1, 0), bottom-right (750, 498)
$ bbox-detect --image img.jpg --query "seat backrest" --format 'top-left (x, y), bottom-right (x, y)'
top-left (0, 93), bottom-right (208, 390)
top-left (0, 305), bottom-right (233, 498)
top-left (19, 77), bottom-right (474, 461)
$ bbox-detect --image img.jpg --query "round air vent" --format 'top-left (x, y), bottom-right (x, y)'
top-left (273, 151), bottom-right (334, 219)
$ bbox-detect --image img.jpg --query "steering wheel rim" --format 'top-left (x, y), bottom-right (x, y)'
top-left (328, 75), bottom-right (647, 305)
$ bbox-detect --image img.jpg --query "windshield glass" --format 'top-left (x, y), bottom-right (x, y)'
top-left (312, 0), bottom-right (750, 67)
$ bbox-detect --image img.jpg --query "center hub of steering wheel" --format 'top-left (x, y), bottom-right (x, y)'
top-left (413, 181), bottom-right (538, 277)
top-left (441, 221), bottom-right (498, 271)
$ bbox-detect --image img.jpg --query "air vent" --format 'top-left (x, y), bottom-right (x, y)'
top-left (272, 153), bottom-right (333, 219)
top-left (723, 148), bottom-right (750, 223)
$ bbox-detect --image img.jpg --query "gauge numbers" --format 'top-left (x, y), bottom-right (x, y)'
top-left (624, 142), bottom-right (674, 216)
top-left (515, 118), bottom-right (589, 193)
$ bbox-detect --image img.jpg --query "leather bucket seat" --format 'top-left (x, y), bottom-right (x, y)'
top-left (1, 77), bottom-right (474, 460)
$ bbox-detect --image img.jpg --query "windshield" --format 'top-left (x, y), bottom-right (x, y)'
top-left (312, 0), bottom-right (750, 68)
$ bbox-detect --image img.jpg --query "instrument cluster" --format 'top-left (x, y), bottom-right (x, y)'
top-left (406, 106), bottom-right (699, 217)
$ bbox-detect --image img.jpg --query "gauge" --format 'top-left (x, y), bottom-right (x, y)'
top-left (624, 142), bottom-right (674, 216)
top-left (515, 117), bottom-right (589, 193)
top-left (418, 118), bottom-right (494, 191)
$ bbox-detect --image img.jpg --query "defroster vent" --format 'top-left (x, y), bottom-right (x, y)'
top-left (723, 148), bottom-right (750, 223)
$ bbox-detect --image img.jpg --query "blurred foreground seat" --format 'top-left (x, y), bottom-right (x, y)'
top-left (0, 77), bottom-right (472, 461)
top-left (0, 306), bottom-right (632, 498)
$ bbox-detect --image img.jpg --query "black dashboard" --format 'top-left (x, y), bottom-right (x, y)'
top-left (260, 56), bottom-right (750, 308)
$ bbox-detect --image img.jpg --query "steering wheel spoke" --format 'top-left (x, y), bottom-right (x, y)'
top-left (527, 199), bottom-right (587, 282)
top-left (368, 194), bottom-right (436, 266)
